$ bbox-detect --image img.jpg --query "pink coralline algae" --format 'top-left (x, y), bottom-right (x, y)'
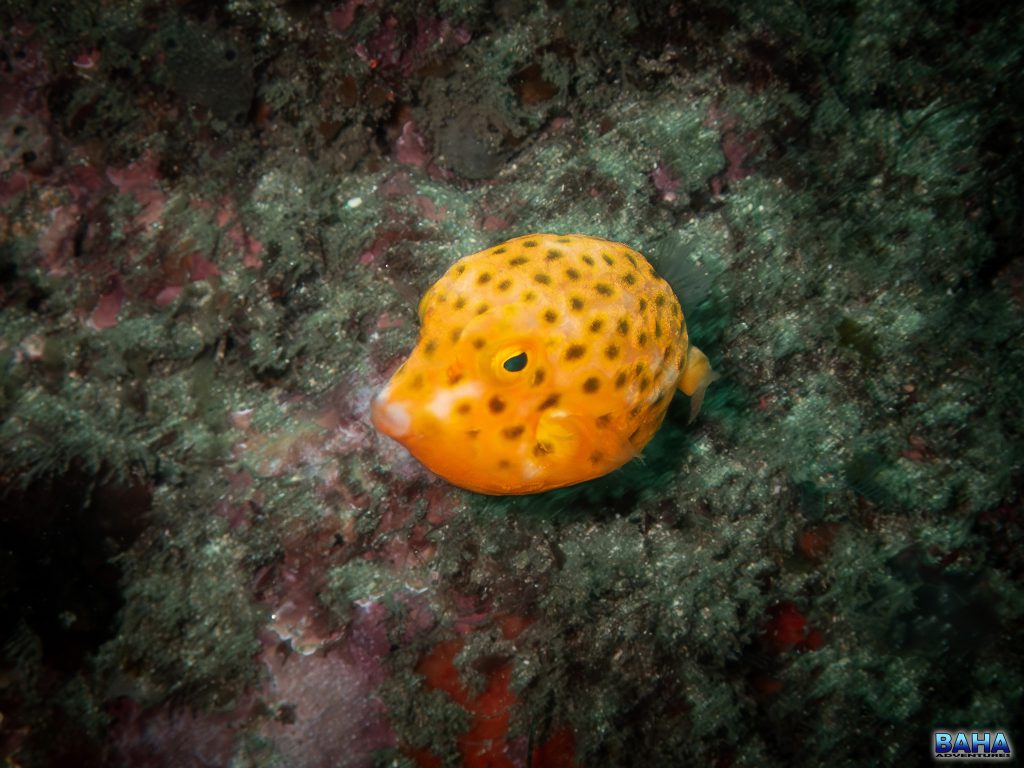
top-left (327, 2), bottom-right (470, 79)
top-left (705, 105), bottom-right (758, 196)
top-left (89, 277), bottom-right (125, 330)
top-left (1, 23), bottom-right (53, 175)
top-left (215, 198), bottom-right (265, 269)
top-left (257, 606), bottom-right (396, 765)
top-left (106, 150), bottom-right (166, 231)
top-left (327, 0), bottom-right (371, 33)
top-left (395, 120), bottom-right (430, 168)
top-left (72, 48), bottom-right (102, 74)
top-left (651, 163), bottom-right (682, 203)
top-left (110, 609), bottom-right (397, 767)
top-left (110, 694), bottom-right (256, 768)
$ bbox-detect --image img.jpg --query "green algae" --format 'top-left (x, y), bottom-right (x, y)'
top-left (95, 487), bottom-right (263, 708)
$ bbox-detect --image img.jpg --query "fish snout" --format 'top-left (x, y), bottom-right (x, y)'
top-left (371, 390), bottom-right (412, 440)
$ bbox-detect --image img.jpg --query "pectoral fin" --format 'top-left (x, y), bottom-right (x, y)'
top-left (534, 410), bottom-right (580, 461)
top-left (678, 344), bottom-right (719, 422)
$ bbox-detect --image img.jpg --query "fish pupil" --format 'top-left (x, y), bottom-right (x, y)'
top-left (503, 352), bottom-right (528, 372)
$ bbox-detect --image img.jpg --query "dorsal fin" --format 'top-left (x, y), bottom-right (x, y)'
top-left (647, 233), bottom-right (712, 318)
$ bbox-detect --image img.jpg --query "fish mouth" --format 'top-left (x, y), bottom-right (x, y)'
top-left (370, 393), bottom-right (412, 440)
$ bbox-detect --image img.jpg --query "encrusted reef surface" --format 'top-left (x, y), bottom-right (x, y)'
top-left (1, 1), bottom-right (1021, 766)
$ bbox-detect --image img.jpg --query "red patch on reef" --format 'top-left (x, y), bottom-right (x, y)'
top-left (797, 523), bottom-right (838, 561)
top-left (532, 726), bottom-right (578, 768)
top-left (413, 627), bottom-right (578, 768)
top-left (762, 601), bottom-right (824, 654)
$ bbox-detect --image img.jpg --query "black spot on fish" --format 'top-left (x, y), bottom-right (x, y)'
top-left (538, 393), bottom-right (561, 410)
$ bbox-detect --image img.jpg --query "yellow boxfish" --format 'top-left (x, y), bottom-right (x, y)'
top-left (371, 233), bottom-right (716, 495)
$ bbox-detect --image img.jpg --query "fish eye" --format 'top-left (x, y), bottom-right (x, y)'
top-left (502, 352), bottom-right (528, 372)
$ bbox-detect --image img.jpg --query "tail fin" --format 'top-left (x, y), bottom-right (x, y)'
top-left (678, 344), bottom-right (719, 423)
